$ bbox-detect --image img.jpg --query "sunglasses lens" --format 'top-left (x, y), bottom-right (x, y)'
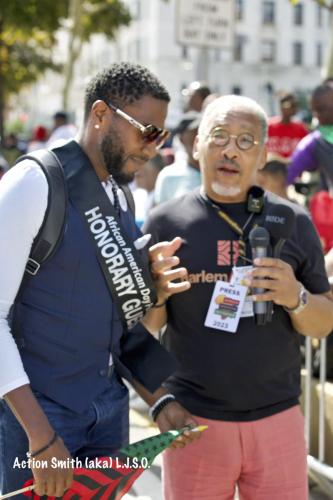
top-left (155, 130), bottom-right (170, 149)
top-left (142, 126), bottom-right (169, 149)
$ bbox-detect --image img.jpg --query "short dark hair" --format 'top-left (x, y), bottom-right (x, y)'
top-left (312, 83), bottom-right (333, 100)
top-left (196, 86), bottom-right (211, 101)
top-left (279, 93), bottom-right (296, 105)
top-left (53, 111), bottom-right (68, 121)
top-left (84, 62), bottom-right (170, 121)
top-left (262, 160), bottom-right (287, 178)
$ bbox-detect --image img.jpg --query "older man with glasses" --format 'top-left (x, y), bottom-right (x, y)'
top-left (0, 63), bottom-right (199, 499)
top-left (143, 95), bottom-right (333, 500)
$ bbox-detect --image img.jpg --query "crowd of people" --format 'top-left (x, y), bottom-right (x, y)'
top-left (0, 111), bottom-right (77, 173)
top-left (1, 63), bottom-right (333, 500)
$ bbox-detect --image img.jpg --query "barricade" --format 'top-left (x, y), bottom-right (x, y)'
top-left (303, 336), bottom-right (333, 496)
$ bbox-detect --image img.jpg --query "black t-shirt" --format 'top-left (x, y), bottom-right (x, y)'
top-left (144, 188), bottom-right (330, 421)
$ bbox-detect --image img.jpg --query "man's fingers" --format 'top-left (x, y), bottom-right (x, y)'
top-left (160, 267), bottom-right (188, 281)
top-left (65, 472), bottom-right (74, 491)
top-left (253, 257), bottom-right (287, 269)
top-left (183, 429), bottom-right (202, 441)
top-left (34, 480), bottom-right (47, 497)
top-left (55, 478), bottom-right (68, 498)
top-left (45, 480), bottom-right (57, 497)
top-left (249, 279), bottom-right (280, 291)
top-left (151, 256), bottom-right (180, 274)
top-left (159, 267), bottom-right (191, 295)
top-left (250, 267), bottom-right (283, 280)
top-left (251, 292), bottom-right (277, 302)
top-left (149, 237), bottom-right (183, 260)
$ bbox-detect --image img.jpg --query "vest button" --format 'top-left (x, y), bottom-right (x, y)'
top-left (99, 369), bottom-right (107, 377)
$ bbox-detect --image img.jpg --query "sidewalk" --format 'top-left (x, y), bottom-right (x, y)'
top-left (124, 406), bottom-right (331, 500)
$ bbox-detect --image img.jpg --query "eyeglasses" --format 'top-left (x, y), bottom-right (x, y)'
top-left (208, 128), bottom-right (260, 151)
top-left (107, 102), bottom-right (170, 150)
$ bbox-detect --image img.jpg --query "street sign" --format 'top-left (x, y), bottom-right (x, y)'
top-left (176, 0), bottom-right (234, 49)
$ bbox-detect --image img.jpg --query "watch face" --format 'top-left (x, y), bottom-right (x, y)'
top-left (300, 289), bottom-right (308, 306)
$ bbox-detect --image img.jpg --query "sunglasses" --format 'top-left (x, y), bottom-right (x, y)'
top-left (107, 102), bottom-right (170, 150)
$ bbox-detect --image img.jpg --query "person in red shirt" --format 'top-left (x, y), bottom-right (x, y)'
top-left (268, 93), bottom-right (308, 158)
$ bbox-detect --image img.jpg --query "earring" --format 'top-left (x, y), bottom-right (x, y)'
top-left (193, 151), bottom-right (199, 160)
top-left (94, 124), bottom-right (100, 130)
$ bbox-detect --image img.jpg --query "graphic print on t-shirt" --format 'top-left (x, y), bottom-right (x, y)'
top-left (217, 240), bottom-right (240, 266)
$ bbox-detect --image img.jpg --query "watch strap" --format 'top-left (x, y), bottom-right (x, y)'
top-left (284, 284), bottom-right (308, 315)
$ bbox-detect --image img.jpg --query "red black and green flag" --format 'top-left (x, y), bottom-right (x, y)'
top-left (22, 426), bottom-right (207, 500)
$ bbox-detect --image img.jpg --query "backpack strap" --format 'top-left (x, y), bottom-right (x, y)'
top-left (15, 150), bottom-right (67, 275)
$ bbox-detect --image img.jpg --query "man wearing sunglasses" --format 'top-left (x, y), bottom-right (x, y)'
top-left (0, 63), bottom-right (199, 499)
top-left (144, 95), bottom-right (333, 499)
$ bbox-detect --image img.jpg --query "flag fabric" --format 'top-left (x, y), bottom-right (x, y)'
top-left (23, 426), bottom-right (207, 500)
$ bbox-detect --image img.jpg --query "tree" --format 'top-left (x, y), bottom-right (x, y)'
top-left (0, 0), bottom-right (68, 141)
top-left (0, 1), bottom-right (131, 141)
top-left (290, 0), bottom-right (333, 78)
top-left (62, 0), bottom-right (131, 110)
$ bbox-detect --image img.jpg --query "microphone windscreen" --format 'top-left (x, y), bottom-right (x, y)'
top-left (249, 226), bottom-right (270, 248)
top-left (247, 186), bottom-right (265, 213)
top-left (264, 204), bottom-right (295, 241)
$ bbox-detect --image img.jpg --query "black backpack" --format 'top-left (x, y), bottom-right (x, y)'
top-left (16, 150), bottom-right (135, 276)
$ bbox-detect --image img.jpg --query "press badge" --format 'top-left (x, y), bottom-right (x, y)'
top-left (205, 281), bottom-right (248, 333)
top-left (230, 265), bottom-right (254, 318)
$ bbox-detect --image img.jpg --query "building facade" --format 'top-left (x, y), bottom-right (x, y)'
top-left (17, 0), bottom-right (332, 129)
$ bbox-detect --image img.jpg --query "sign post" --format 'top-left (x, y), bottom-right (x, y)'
top-left (176, 0), bottom-right (234, 49)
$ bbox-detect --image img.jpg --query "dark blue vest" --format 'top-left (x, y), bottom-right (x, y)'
top-left (13, 147), bottom-right (141, 413)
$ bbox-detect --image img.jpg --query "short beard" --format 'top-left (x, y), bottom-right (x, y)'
top-left (211, 181), bottom-right (241, 198)
top-left (101, 128), bottom-right (133, 185)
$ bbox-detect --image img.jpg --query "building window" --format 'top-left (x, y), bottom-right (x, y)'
top-left (293, 42), bottom-right (303, 65)
top-left (235, 0), bottom-right (244, 21)
top-left (316, 42), bottom-right (322, 67)
top-left (234, 35), bottom-right (245, 62)
top-left (317, 4), bottom-right (323, 27)
top-left (262, 1), bottom-right (275, 25)
top-left (232, 85), bottom-right (242, 95)
top-left (181, 45), bottom-right (189, 60)
top-left (261, 40), bottom-right (276, 63)
top-left (294, 3), bottom-right (303, 26)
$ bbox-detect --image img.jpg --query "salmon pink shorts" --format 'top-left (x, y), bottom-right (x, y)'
top-left (163, 405), bottom-right (308, 500)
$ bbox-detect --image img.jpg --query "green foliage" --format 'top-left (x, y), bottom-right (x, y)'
top-left (0, 0), bottom-right (132, 137)
top-left (0, 0), bottom-right (68, 32)
top-left (0, 1), bottom-right (68, 98)
top-left (78, 0), bottom-right (131, 41)
top-left (289, 0), bottom-right (333, 9)
top-left (1, 29), bottom-right (61, 95)
top-left (0, 0), bottom-right (131, 98)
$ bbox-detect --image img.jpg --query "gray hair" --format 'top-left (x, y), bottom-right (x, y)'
top-left (198, 95), bottom-right (268, 144)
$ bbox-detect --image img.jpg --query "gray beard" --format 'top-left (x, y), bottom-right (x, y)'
top-left (211, 181), bottom-right (241, 198)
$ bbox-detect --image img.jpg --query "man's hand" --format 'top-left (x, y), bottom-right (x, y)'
top-left (4, 386), bottom-right (74, 498)
top-left (246, 257), bottom-right (300, 309)
top-left (155, 401), bottom-right (201, 449)
top-left (30, 436), bottom-right (73, 497)
top-left (149, 237), bottom-right (190, 303)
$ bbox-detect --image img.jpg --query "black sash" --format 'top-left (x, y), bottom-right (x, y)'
top-left (63, 150), bottom-right (157, 331)
top-left (52, 142), bottom-right (178, 390)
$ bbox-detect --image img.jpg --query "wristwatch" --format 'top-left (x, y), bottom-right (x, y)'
top-left (284, 284), bottom-right (308, 315)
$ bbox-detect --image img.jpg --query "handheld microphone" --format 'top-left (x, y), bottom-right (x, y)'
top-left (249, 226), bottom-right (270, 325)
top-left (264, 204), bottom-right (296, 321)
top-left (264, 205), bottom-right (295, 258)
